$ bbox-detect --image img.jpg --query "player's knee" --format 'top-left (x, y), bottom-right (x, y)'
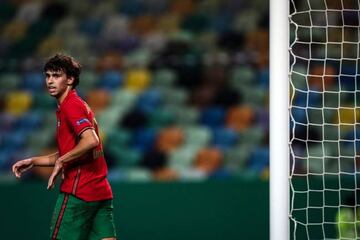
top-left (101, 238), bottom-right (116, 240)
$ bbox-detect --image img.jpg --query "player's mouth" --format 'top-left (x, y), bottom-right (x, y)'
top-left (47, 86), bottom-right (57, 93)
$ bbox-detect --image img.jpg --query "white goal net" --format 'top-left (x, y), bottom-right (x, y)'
top-left (289, 0), bottom-right (360, 239)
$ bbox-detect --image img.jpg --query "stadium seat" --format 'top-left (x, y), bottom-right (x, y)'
top-left (96, 52), bottom-right (123, 72)
top-left (2, 129), bottom-right (28, 151)
top-left (136, 88), bottom-right (162, 113)
top-left (16, 111), bottom-right (42, 130)
top-left (131, 128), bottom-right (157, 152)
top-left (124, 68), bottom-right (151, 92)
top-left (200, 106), bottom-right (226, 128)
top-left (239, 126), bottom-right (265, 145)
top-left (212, 127), bottom-right (239, 150)
top-left (111, 89), bottom-right (138, 111)
top-left (22, 71), bottom-right (44, 92)
top-left (0, 73), bottom-right (21, 92)
top-left (5, 91), bottom-right (32, 116)
top-left (241, 86), bottom-right (267, 108)
top-left (308, 65), bottom-right (336, 91)
top-left (291, 107), bottom-right (307, 125)
top-left (170, 0), bottom-right (195, 16)
top-left (37, 35), bottom-right (63, 57)
top-left (160, 87), bottom-right (189, 107)
top-left (97, 106), bottom-right (128, 134)
top-left (78, 70), bottom-right (99, 93)
top-left (152, 68), bottom-right (177, 88)
top-left (226, 105), bottom-right (255, 131)
top-left (106, 128), bottom-right (132, 147)
top-left (171, 105), bottom-right (199, 126)
top-left (248, 146), bottom-right (269, 173)
top-left (168, 145), bottom-right (199, 171)
top-left (2, 20), bottom-right (28, 42)
top-left (0, 149), bottom-right (14, 171)
top-left (233, 9), bottom-right (261, 33)
top-left (194, 147), bottom-right (223, 174)
top-left (53, 16), bottom-right (78, 37)
top-left (98, 70), bottom-right (123, 90)
top-left (86, 89), bottom-right (111, 113)
top-left (230, 66), bottom-right (256, 90)
top-left (152, 167), bottom-right (179, 181)
top-left (107, 146), bottom-right (142, 167)
top-left (183, 126), bottom-right (211, 148)
top-left (122, 168), bottom-right (152, 182)
top-left (26, 127), bottom-right (54, 152)
top-left (79, 17), bottom-right (103, 37)
top-left (224, 145), bottom-right (253, 173)
top-left (126, 48), bottom-right (151, 68)
top-left (157, 13), bottom-right (181, 33)
top-left (156, 127), bottom-right (184, 153)
top-left (108, 167), bottom-right (152, 182)
top-left (148, 107), bottom-right (175, 128)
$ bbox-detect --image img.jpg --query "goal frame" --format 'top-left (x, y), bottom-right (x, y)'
top-left (270, 0), bottom-right (289, 239)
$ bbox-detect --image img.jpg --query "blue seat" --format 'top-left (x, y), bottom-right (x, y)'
top-left (291, 107), bottom-right (307, 124)
top-left (1, 130), bottom-right (28, 151)
top-left (23, 71), bottom-right (44, 92)
top-left (119, 0), bottom-right (144, 16)
top-left (248, 147), bottom-right (269, 172)
top-left (293, 90), bottom-right (307, 108)
top-left (212, 127), bottom-right (239, 150)
top-left (0, 113), bottom-right (17, 131)
top-left (79, 17), bottom-right (103, 37)
top-left (131, 128), bottom-right (157, 152)
top-left (308, 91), bottom-right (322, 108)
top-left (16, 111), bottom-right (42, 130)
top-left (136, 88), bottom-right (162, 113)
top-left (0, 149), bottom-right (14, 171)
top-left (98, 70), bottom-right (123, 90)
top-left (209, 168), bottom-right (233, 180)
top-left (259, 68), bottom-right (269, 89)
top-left (200, 106), bottom-right (226, 128)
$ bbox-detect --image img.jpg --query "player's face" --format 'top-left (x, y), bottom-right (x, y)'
top-left (45, 70), bottom-right (73, 99)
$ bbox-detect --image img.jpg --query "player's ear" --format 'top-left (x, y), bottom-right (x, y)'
top-left (67, 76), bottom-right (74, 86)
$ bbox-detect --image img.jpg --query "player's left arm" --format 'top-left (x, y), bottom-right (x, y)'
top-left (47, 128), bottom-right (99, 189)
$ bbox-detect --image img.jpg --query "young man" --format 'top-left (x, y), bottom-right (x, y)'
top-left (12, 54), bottom-right (116, 240)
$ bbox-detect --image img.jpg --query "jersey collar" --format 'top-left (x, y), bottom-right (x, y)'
top-left (57, 89), bottom-right (77, 111)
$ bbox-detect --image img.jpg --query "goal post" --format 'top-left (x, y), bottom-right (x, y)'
top-left (273, 0), bottom-right (360, 239)
top-left (270, 0), bottom-right (290, 239)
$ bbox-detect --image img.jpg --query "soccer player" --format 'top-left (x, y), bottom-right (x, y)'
top-left (12, 54), bottom-right (116, 240)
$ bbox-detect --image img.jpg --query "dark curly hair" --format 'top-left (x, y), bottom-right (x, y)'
top-left (43, 53), bottom-right (82, 89)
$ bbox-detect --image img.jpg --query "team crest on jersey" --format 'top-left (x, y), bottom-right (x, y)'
top-left (76, 118), bottom-right (90, 126)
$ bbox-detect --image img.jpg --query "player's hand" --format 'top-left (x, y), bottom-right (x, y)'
top-left (47, 160), bottom-right (63, 190)
top-left (12, 158), bottom-right (33, 178)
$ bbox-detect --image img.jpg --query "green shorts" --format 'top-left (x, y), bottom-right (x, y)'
top-left (50, 193), bottom-right (116, 240)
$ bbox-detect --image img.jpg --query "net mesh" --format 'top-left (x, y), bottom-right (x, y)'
top-left (289, 0), bottom-right (360, 239)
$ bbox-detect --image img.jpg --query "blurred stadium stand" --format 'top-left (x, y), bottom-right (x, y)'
top-left (0, 0), bottom-right (269, 182)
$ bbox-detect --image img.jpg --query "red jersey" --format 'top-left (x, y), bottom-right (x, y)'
top-left (56, 90), bottom-right (113, 201)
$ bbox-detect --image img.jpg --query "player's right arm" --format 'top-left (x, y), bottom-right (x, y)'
top-left (12, 152), bottom-right (59, 178)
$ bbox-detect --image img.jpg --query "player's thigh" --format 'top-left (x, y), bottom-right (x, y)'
top-left (51, 193), bottom-right (96, 240)
top-left (88, 200), bottom-right (116, 240)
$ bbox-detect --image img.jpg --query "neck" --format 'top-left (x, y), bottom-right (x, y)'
top-left (57, 86), bottom-right (72, 104)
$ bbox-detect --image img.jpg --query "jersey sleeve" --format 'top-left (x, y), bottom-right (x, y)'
top-left (63, 100), bottom-right (94, 136)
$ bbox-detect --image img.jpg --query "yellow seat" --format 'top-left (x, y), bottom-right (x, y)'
top-left (5, 91), bottom-right (32, 116)
top-left (124, 68), bottom-right (151, 92)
